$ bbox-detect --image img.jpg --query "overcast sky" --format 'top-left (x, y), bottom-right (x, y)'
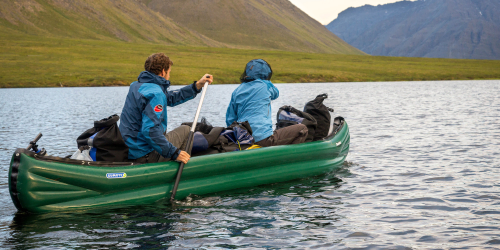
top-left (289, 0), bottom-right (411, 24)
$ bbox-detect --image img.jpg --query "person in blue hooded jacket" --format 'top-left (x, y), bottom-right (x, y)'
top-left (119, 53), bottom-right (213, 164)
top-left (226, 59), bottom-right (308, 147)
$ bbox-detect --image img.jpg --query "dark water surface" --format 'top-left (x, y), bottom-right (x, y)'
top-left (0, 81), bottom-right (499, 249)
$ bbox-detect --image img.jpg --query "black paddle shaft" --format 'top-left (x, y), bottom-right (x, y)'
top-left (169, 130), bottom-right (194, 203)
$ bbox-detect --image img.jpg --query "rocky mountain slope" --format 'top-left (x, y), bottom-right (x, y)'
top-left (0, 0), bottom-right (221, 46)
top-left (0, 0), bottom-right (363, 54)
top-left (143, 0), bottom-right (363, 54)
top-left (326, 0), bottom-right (500, 59)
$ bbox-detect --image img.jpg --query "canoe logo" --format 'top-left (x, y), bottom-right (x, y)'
top-left (154, 104), bottom-right (163, 113)
top-left (106, 173), bottom-right (127, 179)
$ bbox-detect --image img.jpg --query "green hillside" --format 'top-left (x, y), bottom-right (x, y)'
top-left (146, 0), bottom-right (363, 54)
top-left (1, 0), bottom-right (498, 88)
top-left (0, 0), bottom-right (362, 54)
top-left (2, 34), bottom-right (499, 88)
top-left (0, 0), bottom-right (221, 46)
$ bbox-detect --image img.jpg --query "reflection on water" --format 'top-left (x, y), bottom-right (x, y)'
top-left (1, 80), bottom-right (499, 249)
top-left (4, 169), bottom-right (348, 249)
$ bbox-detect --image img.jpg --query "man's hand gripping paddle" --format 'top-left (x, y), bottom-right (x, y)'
top-left (169, 76), bottom-right (210, 204)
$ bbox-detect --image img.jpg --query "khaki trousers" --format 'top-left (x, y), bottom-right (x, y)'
top-left (133, 125), bottom-right (190, 163)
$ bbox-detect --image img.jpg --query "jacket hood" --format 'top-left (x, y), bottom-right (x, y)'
top-left (137, 71), bottom-right (171, 87)
top-left (242, 59), bottom-right (272, 82)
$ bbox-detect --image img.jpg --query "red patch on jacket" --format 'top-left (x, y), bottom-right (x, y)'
top-left (154, 104), bottom-right (163, 113)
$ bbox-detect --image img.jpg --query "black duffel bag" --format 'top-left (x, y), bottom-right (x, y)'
top-left (276, 105), bottom-right (317, 142)
top-left (76, 114), bottom-right (129, 162)
top-left (304, 94), bottom-right (334, 141)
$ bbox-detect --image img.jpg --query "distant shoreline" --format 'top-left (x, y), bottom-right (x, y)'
top-left (2, 35), bottom-right (499, 89)
top-left (3, 79), bottom-right (500, 89)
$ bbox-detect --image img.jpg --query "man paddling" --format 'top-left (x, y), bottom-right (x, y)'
top-left (119, 53), bottom-right (213, 164)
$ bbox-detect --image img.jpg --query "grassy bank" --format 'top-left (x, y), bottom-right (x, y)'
top-left (1, 34), bottom-right (500, 88)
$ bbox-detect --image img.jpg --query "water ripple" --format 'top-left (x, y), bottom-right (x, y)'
top-left (1, 80), bottom-right (499, 249)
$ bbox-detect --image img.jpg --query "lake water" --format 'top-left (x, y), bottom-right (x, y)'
top-left (0, 80), bottom-right (499, 249)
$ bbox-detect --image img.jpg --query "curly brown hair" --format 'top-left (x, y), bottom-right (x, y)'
top-left (144, 53), bottom-right (173, 75)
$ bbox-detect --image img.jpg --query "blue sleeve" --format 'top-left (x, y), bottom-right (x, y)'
top-left (141, 93), bottom-right (179, 159)
top-left (265, 81), bottom-right (279, 100)
top-left (166, 82), bottom-right (200, 107)
top-left (225, 94), bottom-right (238, 126)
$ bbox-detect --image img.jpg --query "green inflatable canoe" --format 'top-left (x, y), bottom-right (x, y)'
top-left (9, 120), bottom-right (349, 214)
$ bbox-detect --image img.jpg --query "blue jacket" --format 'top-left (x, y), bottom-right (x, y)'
top-left (119, 71), bottom-right (200, 160)
top-left (226, 60), bottom-right (279, 142)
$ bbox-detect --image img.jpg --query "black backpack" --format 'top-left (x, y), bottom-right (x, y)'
top-left (76, 114), bottom-right (129, 162)
top-left (276, 106), bottom-right (317, 142)
top-left (303, 94), bottom-right (334, 141)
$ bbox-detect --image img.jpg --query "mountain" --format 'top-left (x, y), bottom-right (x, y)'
top-left (0, 0), bottom-right (220, 46)
top-left (0, 0), bottom-right (363, 55)
top-left (139, 0), bottom-right (363, 54)
top-left (326, 0), bottom-right (500, 60)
